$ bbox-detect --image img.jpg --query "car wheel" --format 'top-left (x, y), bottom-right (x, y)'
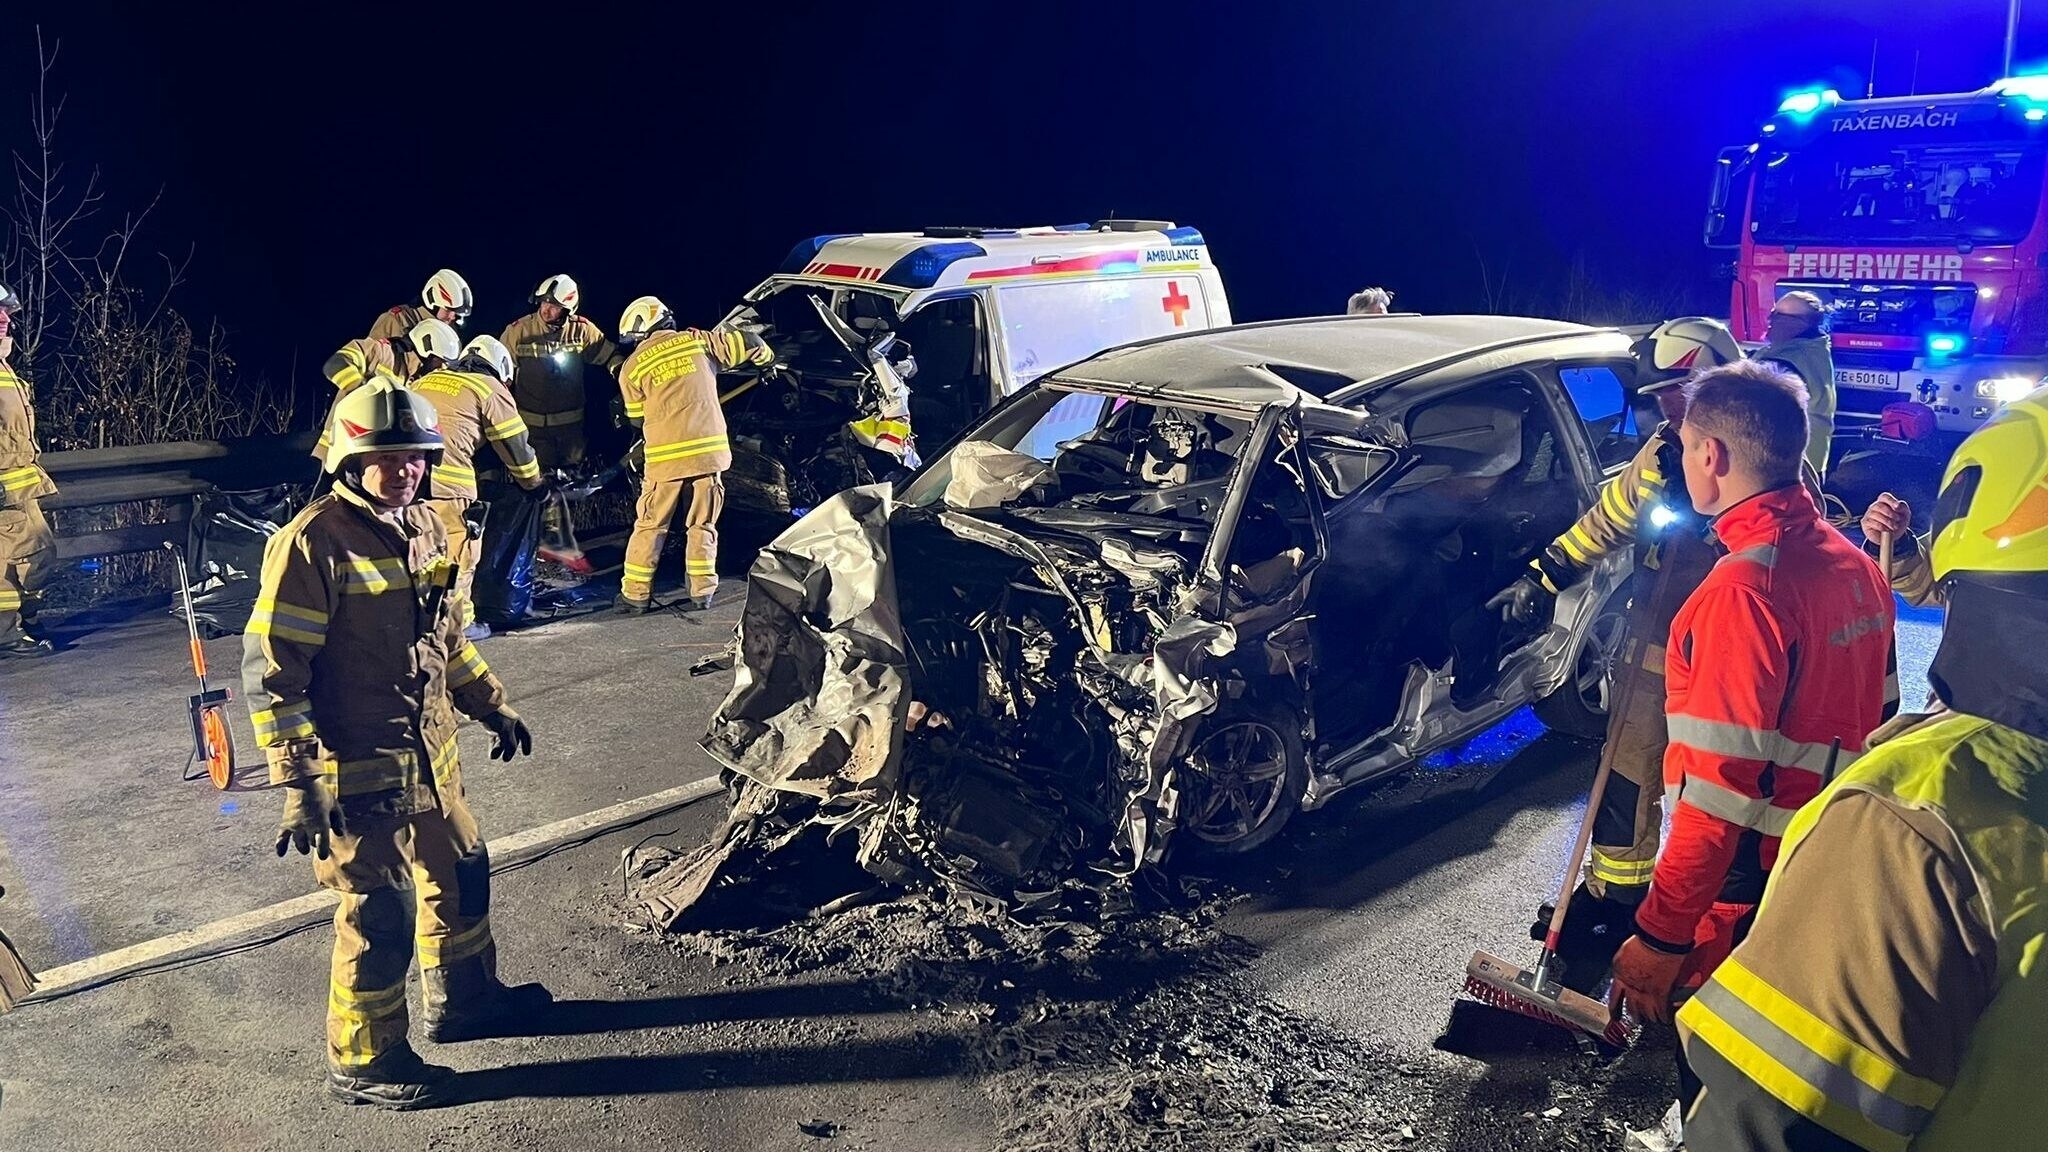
top-left (1534, 577), bottom-right (1631, 740)
top-left (1178, 703), bottom-right (1308, 856)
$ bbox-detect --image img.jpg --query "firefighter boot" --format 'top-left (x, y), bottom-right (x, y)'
top-left (326, 1044), bottom-right (455, 1110)
top-left (420, 956), bottom-right (553, 1043)
top-left (613, 593), bottom-right (654, 615)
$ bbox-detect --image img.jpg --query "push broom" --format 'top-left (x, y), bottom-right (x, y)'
top-left (1462, 626), bottom-right (1645, 1048)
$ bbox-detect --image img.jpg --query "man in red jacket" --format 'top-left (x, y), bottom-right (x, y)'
top-left (1607, 361), bottom-right (1894, 1102)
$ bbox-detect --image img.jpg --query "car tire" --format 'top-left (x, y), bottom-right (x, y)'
top-left (1177, 701), bottom-right (1309, 857)
top-left (1534, 576), bottom-right (1633, 740)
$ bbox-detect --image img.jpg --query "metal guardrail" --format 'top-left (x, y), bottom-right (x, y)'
top-left (41, 432), bottom-right (317, 561)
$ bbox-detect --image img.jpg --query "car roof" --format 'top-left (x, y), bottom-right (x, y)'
top-left (1049, 314), bottom-right (1627, 412)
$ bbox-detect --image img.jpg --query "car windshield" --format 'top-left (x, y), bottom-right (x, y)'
top-left (900, 382), bottom-right (1257, 515)
top-left (1753, 137), bottom-right (2047, 245)
top-left (728, 282), bottom-right (904, 375)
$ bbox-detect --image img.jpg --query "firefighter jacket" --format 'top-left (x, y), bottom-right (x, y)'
top-left (1529, 424), bottom-right (1690, 594)
top-left (1678, 710), bottom-right (2047, 1152)
top-left (618, 327), bottom-right (748, 482)
top-left (1755, 334), bottom-right (1837, 478)
top-left (501, 312), bottom-right (622, 425)
top-left (1872, 529), bottom-right (1945, 608)
top-left (0, 358), bottom-right (55, 507)
top-left (241, 482), bottom-right (508, 820)
top-left (411, 369), bottom-right (542, 498)
top-left (368, 303), bottom-right (431, 343)
top-left (1634, 484), bottom-right (1895, 949)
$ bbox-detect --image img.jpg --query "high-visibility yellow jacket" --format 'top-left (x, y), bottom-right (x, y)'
top-left (1679, 710), bottom-right (2047, 1152)
top-left (411, 369), bottom-right (542, 498)
top-left (501, 312), bottom-right (622, 424)
top-left (241, 483), bottom-right (508, 819)
top-left (618, 327), bottom-right (752, 483)
top-left (0, 360), bottom-right (55, 506)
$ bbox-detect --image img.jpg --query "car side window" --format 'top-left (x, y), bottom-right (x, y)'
top-left (1557, 364), bottom-right (1641, 470)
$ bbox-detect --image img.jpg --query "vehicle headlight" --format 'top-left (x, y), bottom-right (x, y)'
top-left (1975, 375), bottom-right (2041, 405)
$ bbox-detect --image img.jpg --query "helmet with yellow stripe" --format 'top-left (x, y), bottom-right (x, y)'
top-left (1931, 382), bottom-right (2048, 584)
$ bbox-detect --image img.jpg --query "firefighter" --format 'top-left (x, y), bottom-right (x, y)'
top-left (0, 282), bottom-right (55, 658)
top-left (1754, 290), bottom-right (1836, 478)
top-left (501, 274), bottom-right (623, 574)
top-left (1487, 318), bottom-right (1741, 971)
top-left (1860, 490), bottom-right (1945, 607)
top-left (412, 335), bottom-right (545, 641)
top-left (244, 378), bottom-right (547, 1108)
top-left (368, 269), bottom-right (473, 342)
top-left (1675, 384), bottom-right (2048, 1151)
top-left (611, 295), bottom-right (770, 614)
top-left (311, 318), bottom-right (461, 463)
top-left (1605, 361), bottom-right (1893, 1117)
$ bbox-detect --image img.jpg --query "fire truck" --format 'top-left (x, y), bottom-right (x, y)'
top-left (1706, 75), bottom-right (2048, 518)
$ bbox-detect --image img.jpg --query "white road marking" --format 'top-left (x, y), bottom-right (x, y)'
top-left (27, 775), bottom-right (726, 999)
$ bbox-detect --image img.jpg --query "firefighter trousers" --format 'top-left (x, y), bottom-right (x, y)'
top-left (0, 496), bottom-right (54, 639)
top-left (1586, 632), bottom-right (1668, 901)
top-left (622, 473), bottom-right (722, 603)
top-left (312, 788), bottom-right (497, 1074)
top-left (425, 497), bottom-right (483, 627)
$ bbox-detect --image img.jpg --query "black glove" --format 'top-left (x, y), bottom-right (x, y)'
top-left (481, 708), bottom-right (533, 762)
top-left (276, 778), bottom-right (347, 859)
top-left (1485, 573), bottom-right (1554, 624)
top-left (1529, 881), bottom-right (1637, 994)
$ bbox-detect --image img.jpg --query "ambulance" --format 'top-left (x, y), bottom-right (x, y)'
top-left (718, 220), bottom-right (1232, 519)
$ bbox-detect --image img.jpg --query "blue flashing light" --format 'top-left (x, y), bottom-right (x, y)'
top-left (2029, 108), bottom-right (2047, 123)
top-left (1995, 74), bottom-right (2048, 103)
top-left (879, 241), bottom-right (986, 289)
top-left (776, 233), bottom-right (858, 275)
top-left (1161, 226), bottom-right (1207, 247)
top-left (1761, 122), bottom-right (1778, 134)
top-left (1928, 332), bottom-right (1967, 357)
top-left (1775, 88), bottom-right (1840, 118)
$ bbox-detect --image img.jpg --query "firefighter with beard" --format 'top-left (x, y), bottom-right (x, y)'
top-left (1677, 382), bottom-right (2048, 1152)
top-left (0, 282), bottom-right (55, 658)
top-left (1486, 318), bottom-right (1743, 981)
top-left (244, 379), bottom-right (547, 1108)
top-left (368, 269), bottom-right (474, 342)
top-left (500, 274), bottom-right (623, 573)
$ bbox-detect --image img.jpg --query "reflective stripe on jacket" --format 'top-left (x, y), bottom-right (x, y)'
top-left (1636, 484), bottom-right (1894, 948)
top-left (618, 327), bottom-right (746, 482)
top-left (0, 362), bottom-right (55, 503)
top-left (314, 338), bottom-right (415, 462)
top-left (412, 369), bottom-right (541, 497)
top-left (502, 312), bottom-right (622, 419)
top-left (1679, 711), bottom-right (2047, 1151)
top-left (240, 483), bottom-right (506, 817)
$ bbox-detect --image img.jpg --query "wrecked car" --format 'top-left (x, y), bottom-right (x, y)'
top-left (646, 315), bottom-right (1648, 924)
top-left (713, 221), bottom-right (1232, 521)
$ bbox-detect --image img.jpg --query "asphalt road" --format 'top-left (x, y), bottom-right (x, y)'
top-left (0, 591), bottom-right (1945, 1151)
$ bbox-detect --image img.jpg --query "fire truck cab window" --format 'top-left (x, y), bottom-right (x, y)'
top-left (1755, 139), bottom-right (2046, 246)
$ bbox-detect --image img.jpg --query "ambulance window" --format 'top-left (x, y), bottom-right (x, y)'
top-left (1557, 364), bottom-right (1640, 469)
top-left (999, 277), bottom-right (1211, 389)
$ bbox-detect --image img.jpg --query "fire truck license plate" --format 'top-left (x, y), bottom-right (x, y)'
top-left (1834, 368), bottom-right (1900, 390)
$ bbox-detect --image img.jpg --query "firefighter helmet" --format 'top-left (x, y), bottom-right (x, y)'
top-left (459, 334), bottom-right (515, 383)
top-left (1930, 382), bottom-right (2048, 582)
top-left (1633, 317), bottom-right (1741, 393)
top-left (422, 269), bottom-right (473, 323)
top-left (322, 379), bottom-right (444, 474)
top-left (533, 274), bottom-right (580, 315)
top-left (0, 282), bottom-right (19, 313)
top-left (618, 296), bottom-right (673, 342)
top-left (406, 317), bottom-right (461, 365)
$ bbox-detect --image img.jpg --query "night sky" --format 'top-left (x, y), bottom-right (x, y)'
top-left (6, 0), bottom-right (2046, 398)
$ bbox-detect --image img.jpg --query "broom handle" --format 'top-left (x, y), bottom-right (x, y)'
top-left (1877, 530), bottom-right (1894, 577)
top-left (1541, 622), bottom-right (1648, 951)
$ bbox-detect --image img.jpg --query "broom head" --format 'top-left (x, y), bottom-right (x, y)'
top-left (1463, 949), bottom-right (1633, 1047)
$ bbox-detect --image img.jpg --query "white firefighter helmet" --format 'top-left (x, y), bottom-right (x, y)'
top-left (1634, 317), bottom-right (1741, 393)
top-left (618, 296), bottom-right (673, 341)
top-left (406, 317), bottom-right (462, 365)
top-left (422, 268), bottom-right (473, 322)
top-left (323, 378), bottom-right (444, 474)
top-left (0, 282), bottom-right (19, 313)
top-left (460, 334), bottom-right (515, 382)
top-left (533, 274), bottom-right (580, 315)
